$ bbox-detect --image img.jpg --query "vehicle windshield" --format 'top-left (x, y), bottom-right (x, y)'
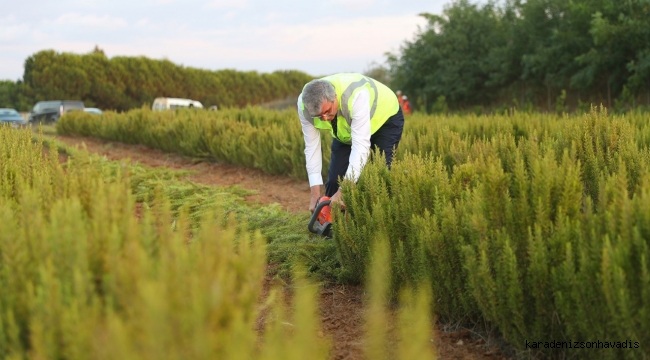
top-left (84, 108), bottom-right (102, 114)
top-left (62, 102), bottom-right (84, 112)
top-left (0, 109), bottom-right (20, 117)
top-left (38, 101), bottom-right (61, 111)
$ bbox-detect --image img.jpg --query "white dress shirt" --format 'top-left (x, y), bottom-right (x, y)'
top-left (298, 89), bottom-right (372, 187)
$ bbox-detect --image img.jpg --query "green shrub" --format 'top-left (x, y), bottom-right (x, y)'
top-left (1, 127), bottom-right (441, 360)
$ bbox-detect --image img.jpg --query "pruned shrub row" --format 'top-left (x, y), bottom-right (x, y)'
top-left (58, 106), bottom-right (331, 179)
top-left (0, 127), bottom-right (436, 360)
top-left (336, 107), bottom-right (649, 359)
top-left (56, 104), bottom-right (650, 358)
top-left (59, 105), bottom-right (650, 184)
top-left (21, 50), bottom-right (313, 111)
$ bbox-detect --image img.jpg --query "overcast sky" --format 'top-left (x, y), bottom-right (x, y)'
top-left (0, 0), bottom-right (457, 81)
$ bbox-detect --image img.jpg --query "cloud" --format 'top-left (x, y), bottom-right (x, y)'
top-left (329, 0), bottom-right (376, 11)
top-left (0, 16), bottom-right (30, 41)
top-left (264, 12), bottom-right (288, 22)
top-left (31, 29), bottom-right (52, 42)
top-left (0, 24), bottom-right (30, 41)
top-left (253, 14), bottom-right (427, 59)
top-left (1, 2), bottom-right (436, 80)
top-left (91, 13), bottom-right (426, 76)
top-left (0, 58), bottom-right (26, 80)
top-left (205, 0), bottom-right (249, 9)
top-left (135, 18), bottom-right (150, 28)
top-left (134, 18), bottom-right (162, 31)
top-left (53, 13), bottom-right (128, 29)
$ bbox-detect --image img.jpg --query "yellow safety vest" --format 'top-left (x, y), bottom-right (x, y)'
top-left (300, 73), bottom-right (399, 144)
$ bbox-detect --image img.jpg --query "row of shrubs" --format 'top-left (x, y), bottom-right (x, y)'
top-left (0, 126), bottom-right (436, 359)
top-left (57, 105), bottom-right (650, 184)
top-left (336, 108), bottom-right (649, 359)
top-left (17, 49), bottom-right (313, 111)
top-left (58, 106), bottom-right (650, 358)
top-left (58, 107), bottom-right (323, 179)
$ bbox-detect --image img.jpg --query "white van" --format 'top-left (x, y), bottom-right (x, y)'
top-left (152, 97), bottom-right (204, 111)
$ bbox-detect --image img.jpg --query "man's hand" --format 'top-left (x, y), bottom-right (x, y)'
top-left (330, 188), bottom-right (345, 210)
top-left (309, 185), bottom-right (322, 213)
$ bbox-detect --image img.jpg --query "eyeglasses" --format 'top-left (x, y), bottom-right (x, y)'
top-left (312, 102), bottom-right (336, 121)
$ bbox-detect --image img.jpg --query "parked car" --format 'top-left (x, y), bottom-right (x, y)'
top-left (0, 108), bottom-right (27, 128)
top-left (152, 97), bottom-right (203, 111)
top-left (28, 100), bottom-right (84, 124)
top-left (84, 107), bottom-right (103, 115)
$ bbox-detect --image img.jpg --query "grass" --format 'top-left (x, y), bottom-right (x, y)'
top-left (40, 135), bottom-right (341, 281)
top-left (35, 123), bottom-right (57, 135)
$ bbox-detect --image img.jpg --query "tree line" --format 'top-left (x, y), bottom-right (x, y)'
top-left (3, 0), bottom-right (647, 114)
top-left (0, 48), bottom-right (313, 112)
top-left (382, 0), bottom-right (650, 113)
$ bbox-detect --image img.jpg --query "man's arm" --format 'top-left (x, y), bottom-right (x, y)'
top-left (345, 89), bottom-right (372, 183)
top-left (298, 95), bottom-right (324, 212)
top-left (328, 90), bottom-right (371, 210)
top-left (298, 95), bottom-right (323, 187)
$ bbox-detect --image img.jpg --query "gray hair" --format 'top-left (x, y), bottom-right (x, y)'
top-left (302, 79), bottom-right (336, 117)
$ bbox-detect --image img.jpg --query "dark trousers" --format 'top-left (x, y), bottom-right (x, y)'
top-left (325, 107), bottom-right (405, 197)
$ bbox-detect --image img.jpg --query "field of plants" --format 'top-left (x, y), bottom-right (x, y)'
top-left (0, 126), bottom-right (440, 359)
top-left (0, 104), bottom-right (650, 359)
top-left (54, 106), bottom-right (650, 359)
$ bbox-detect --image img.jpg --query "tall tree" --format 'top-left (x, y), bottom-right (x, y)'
top-left (391, 0), bottom-right (512, 110)
top-left (388, 0), bottom-right (649, 112)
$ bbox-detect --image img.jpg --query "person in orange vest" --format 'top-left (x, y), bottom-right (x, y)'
top-left (396, 90), bottom-right (404, 108)
top-left (402, 95), bottom-right (412, 115)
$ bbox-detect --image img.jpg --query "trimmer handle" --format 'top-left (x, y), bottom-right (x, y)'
top-left (308, 198), bottom-right (331, 234)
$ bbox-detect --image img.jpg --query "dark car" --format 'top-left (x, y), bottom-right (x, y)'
top-left (0, 108), bottom-right (27, 128)
top-left (28, 100), bottom-right (84, 124)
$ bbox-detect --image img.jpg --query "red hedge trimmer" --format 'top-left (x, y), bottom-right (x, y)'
top-left (308, 197), bottom-right (333, 238)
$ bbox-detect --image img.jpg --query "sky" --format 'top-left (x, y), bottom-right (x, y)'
top-left (0, 0), bottom-right (455, 81)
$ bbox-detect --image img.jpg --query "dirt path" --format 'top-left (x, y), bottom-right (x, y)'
top-left (54, 135), bottom-right (311, 214)
top-left (53, 135), bottom-right (510, 360)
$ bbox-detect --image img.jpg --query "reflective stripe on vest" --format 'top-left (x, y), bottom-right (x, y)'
top-left (300, 74), bottom-right (398, 144)
top-left (339, 77), bottom-right (378, 127)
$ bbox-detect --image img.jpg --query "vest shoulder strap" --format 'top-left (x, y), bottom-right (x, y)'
top-left (339, 76), bottom-right (378, 126)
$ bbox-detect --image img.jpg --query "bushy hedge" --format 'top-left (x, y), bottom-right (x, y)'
top-left (0, 126), bottom-right (436, 360)
top-left (20, 49), bottom-right (313, 111)
top-left (336, 108), bottom-right (649, 358)
top-left (58, 107), bottom-right (331, 179)
top-left (57, 105), bottom-right (650, 358)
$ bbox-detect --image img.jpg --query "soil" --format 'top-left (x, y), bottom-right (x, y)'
top-left (52, 135), bottom-right (511, 360)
